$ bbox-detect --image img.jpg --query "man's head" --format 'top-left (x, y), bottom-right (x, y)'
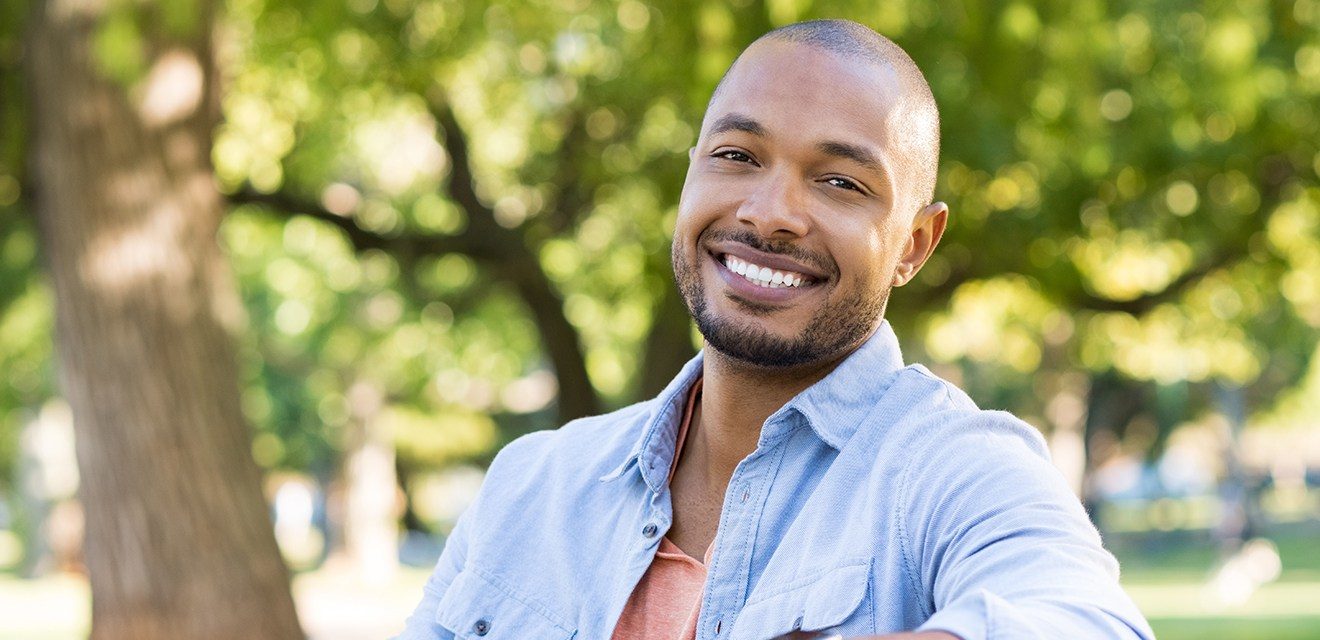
top-left (672, 19), bottom-right (948, 370)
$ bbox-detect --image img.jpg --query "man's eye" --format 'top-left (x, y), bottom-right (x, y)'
top-left (826, 176), bottom-right (862, 192)
top-left (714, 150), bottom-right (754, 163)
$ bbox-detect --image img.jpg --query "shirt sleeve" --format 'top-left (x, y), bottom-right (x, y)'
top-left (392, 495), bottom-right (473, 640)
top-left (902, 414), bottom-right (1154, 640)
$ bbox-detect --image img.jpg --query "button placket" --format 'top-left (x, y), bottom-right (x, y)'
top-left (702, 465), bottom-right (760, 640)
top-left (704, 440), bottom-right (789, 640)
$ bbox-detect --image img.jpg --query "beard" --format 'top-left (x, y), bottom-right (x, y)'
top-left (672, 229), bottom-right (890, 369)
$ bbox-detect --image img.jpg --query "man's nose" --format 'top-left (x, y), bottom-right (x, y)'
top-left (734, 172), bottom-right (811, 238)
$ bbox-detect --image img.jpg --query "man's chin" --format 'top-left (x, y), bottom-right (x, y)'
top-left (722, 293), bottom-right (787, 317)
top-left (695, 316), bottom-right (822, 369)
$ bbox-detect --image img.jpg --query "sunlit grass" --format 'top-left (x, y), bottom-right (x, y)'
top-left (1148, 617), bottom-right (1320, 640)
top-left (1113, 526), bottom-right (1320, 639)
top-left (1129, 580), bottom-right (1320, 618)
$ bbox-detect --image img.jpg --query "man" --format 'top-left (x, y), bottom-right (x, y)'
top-left (398, 19), bottom-right (1153, 640)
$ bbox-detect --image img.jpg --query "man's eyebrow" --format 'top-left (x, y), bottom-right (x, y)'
top-left (707, 113), bottom-right (767, 138)
top-left (817, 140), bottom-right (886, 174)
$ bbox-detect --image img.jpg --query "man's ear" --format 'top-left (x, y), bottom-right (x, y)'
top-left (892, 201), bottom-right (948, 287)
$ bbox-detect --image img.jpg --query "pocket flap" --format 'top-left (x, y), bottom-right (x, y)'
top-left (730, 560), bottom-right (871, 640)
top-left (435, 569), bottom-right (575, 639)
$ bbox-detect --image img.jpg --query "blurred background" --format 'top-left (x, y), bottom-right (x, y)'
top-left (1, 0), bottom-right (1318, 638)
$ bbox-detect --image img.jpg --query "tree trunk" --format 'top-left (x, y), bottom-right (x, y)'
top-left (500, 256), bottom-right (600, 421)
top-left (1079, 371), bottom-right (1148, 522)
top-left (24, 0), bottom-right (303, 638)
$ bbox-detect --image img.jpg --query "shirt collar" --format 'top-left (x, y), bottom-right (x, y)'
top-left (599, 321), bottom-right (906, 490)
top-left (771, 320), bottom-right (906, 450)
top-left (599, 350), bottom-right (705, 491)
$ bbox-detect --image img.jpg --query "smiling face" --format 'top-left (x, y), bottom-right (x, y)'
top-left (672, 38), bottom-right (946, 370)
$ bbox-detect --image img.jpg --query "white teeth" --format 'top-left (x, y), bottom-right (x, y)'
top-left (720, 255), bottom-right (810, 289)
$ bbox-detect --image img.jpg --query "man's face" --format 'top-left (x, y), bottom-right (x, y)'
top-left (672, 40), bottom-right (935, 369)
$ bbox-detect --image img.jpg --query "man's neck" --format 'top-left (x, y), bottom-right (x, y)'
top-left (686, 347), bottom-right (847, 488)
top-left (666, 340), bottom-right (866, 559)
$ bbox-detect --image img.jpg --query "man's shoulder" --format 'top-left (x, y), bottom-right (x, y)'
top-left (883, 363), bottom-right (1050, 460)
top-left (484, 399), bottom-right (656, 484)
top-left (879, 365), bottom-right (1075, 518)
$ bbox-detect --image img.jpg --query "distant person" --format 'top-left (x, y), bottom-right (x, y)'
top-left (398, 19), bottom-right (1153, 640)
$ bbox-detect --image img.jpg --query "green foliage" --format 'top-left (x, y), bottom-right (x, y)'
top-left (160, 0), bottom-right (204, 38)
top-left (870, 0), bottom-right (1320, 440)
top-left (3, 0), bottom-right (1318, 483)
top-left (0, 224), bottom-right (50, 489)
top-left (91, 9), bottom-right (148, 84)
top-left (0, 0), bottom-right (49, 489)
top-left (85, 0), bottom-right (210, 86)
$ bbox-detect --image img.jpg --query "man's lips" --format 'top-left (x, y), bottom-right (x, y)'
top-left (706, 241), bottom-right (829, 283)
top-left (705, 249), bottom-right (826, 303)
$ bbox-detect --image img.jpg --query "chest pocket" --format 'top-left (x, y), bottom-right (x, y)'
top-left (729, 559), bottom-right (873, 640)
top-left (435, 568), bottom-right (576, 639)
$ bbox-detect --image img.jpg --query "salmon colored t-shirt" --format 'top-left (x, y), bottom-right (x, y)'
top-left (610, 379), bottom-right (709, 640)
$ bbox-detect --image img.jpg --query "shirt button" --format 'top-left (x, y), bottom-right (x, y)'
top-left (472, 618), bottom-right (490, 636)
top-left (715, 618), bottom-right (723, 634)
top-left (642, 523), bottom-right (658, 538)
top-left (740, 489), bottom-right (750, 504)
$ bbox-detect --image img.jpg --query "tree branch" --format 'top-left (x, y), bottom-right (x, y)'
top-left (1067, 245), bottom-right (1247, 315)
top-left (228, 186), bottom-right (477, 258)
top-left (429, 98), bottom-right (601, 420)
top-left (430, 101), bottom-right (504, 239)
top-left (230, 97), bottom-right (607, 423)
top-left (540, 109), bottom-right (593, 235)
top-left (1066, 157), bottom-right (1292, 316)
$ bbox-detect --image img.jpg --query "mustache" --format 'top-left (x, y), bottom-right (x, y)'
top-left (703, 228), bottom-right (837, 277)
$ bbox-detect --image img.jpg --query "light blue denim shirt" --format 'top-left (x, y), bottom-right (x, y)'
top-left (397, 322), bottom-right (1153, 640)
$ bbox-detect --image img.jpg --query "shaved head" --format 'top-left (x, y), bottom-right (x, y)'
top-left (675, 19), bottom-right (951, 371)
top-left (711, 19), bottom-right (941, 212)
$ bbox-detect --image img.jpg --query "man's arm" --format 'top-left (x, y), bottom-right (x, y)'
top-left (392, 501), bottom-right (473, 640)
top-left (777, 632), bottom-right (960, 639)
top-left (867, 633), bottom-right (959, 639)
top-left (900, 418), bottom-right (1153, 639)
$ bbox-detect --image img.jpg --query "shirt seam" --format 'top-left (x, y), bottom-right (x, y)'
top-left (867, 563), bottom-right (877, 634)
top-left (895, 385), bottom-right (955, 620)
top-left (739, 436), bottom-right (791, 604)
top-left (741, 557), bottom-right (870, 606)
top-left (468, 565), bottom-right (574, 632)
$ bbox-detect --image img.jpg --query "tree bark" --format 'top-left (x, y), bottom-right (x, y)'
top-left (24, 0), bottom-right (302, 638)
